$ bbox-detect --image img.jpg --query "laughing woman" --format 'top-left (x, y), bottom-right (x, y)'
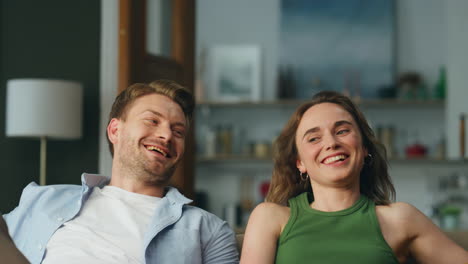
top-left (240, 91), bottom-right (468, 264)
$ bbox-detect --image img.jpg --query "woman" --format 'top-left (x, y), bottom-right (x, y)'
top-left (240, 91), bottom-right (468, 263)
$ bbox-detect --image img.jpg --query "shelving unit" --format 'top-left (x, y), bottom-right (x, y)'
top-left (197, 98), bottom-right (444, 107)
top-left (194, 98), bottom-right (449, 222)
top-left (197, 155), bottom-right (466, 165)
top-left (195, 98), bottom-right (446, 159)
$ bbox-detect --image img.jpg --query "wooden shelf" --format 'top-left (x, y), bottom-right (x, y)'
top-left (388, 157), bottom-right (468, 165)
top-left (196, 99), bottom-right (445, 108)
top-left (197, 155), bottom-right (467, 165)
top-left (197, 154), bottom-right (272, 163)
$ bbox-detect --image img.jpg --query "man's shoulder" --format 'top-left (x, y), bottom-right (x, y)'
top-left (181, 205), bottom-right (225, 225)
top-left (178, 205), bottom-right (238, 258)
top-left (163, 188), bottom-right (234, 237)
top-left (14, 182), bottom-right (83, 210)
top-left (23, 182), bottom-right (82, 197)
top-left (165, 187), bottom-right (225, 226)
top-left (4, 183), bottom-right (84, 243)
top-left (179, 205), bottom-right (235, 235)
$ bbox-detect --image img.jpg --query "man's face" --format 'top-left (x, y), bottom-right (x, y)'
top-left (109, 94), bottom-right (187, 185)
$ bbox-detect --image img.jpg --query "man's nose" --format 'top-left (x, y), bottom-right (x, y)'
top-left (156, 124), bottom-right (172, 142)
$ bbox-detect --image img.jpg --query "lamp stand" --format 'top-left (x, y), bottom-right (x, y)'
top-left (40, 136), bottom-right (47, 185)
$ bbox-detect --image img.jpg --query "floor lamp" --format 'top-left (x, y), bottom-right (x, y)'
top-left (5, 79), bottom-right (83, 185)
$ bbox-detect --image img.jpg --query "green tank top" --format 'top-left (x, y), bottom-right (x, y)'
top-left (275, 193), bottom-right (399, 264)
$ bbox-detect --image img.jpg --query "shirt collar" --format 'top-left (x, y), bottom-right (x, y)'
top-left (165, 186), bottom-right (193, 205)
top-left (80, 173), bottom-right (192, 205)
top-left (81, 173), bottom-right (110, 187)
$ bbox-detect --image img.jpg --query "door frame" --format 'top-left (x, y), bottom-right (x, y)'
top-left (99, 0), bottom-right (196, 198)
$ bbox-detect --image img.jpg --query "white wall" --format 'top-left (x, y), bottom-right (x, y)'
top-left (99, 0), bottom-right (118, 176)
top-left (146, 0), bottom-right (172, 56)
top-left (196, 0), bottom-right (448, 101)
top-left (396, 0), bottom-right (446, 86)
top-left (446, 0), bottom-right (468, 159)
top-left (196, 0), bottom-right (280, 100)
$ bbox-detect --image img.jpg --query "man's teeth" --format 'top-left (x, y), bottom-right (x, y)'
top-left (146, 146), bottom-right (167, 157)
top-left (324, 155), bottom-right (346, 164)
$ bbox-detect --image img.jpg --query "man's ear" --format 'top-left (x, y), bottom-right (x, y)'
top-left (107, 118), bottom-right (120, 145)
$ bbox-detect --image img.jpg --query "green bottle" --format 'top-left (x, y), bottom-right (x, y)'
top-left (434, 66), bottom-right (446, 99)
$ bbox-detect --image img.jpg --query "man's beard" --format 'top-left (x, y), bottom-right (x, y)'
top-left (141, 159), bottom-right (177, 186)
top-left (119, 146), bottom-right (178, 186)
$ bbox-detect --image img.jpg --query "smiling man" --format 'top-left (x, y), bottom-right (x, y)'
top-left (3, 80), bottom-right (239, 264)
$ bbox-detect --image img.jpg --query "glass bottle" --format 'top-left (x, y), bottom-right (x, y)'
top-left (434, 66), bottom-right (446, 99)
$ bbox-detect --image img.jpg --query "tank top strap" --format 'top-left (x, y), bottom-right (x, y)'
top-left (278, 192), bottom-right (310, 245)
top-left (367, 199), bottom-right (396, 250)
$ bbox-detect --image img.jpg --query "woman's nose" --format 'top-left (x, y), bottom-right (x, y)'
top-left (324, 133), bottom-right (339, 150)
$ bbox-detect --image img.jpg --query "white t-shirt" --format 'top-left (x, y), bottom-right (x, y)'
top-left (42, 186), bottom-right (161, 264)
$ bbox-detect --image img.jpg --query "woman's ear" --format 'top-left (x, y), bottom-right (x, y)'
top-left (107, 118), bottom-right (120, 145)
top-left (296, 159), bottom-right (306, 173)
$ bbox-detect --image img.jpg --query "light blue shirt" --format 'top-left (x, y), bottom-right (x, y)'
top-left (3, 173), bottom-right (239, 264)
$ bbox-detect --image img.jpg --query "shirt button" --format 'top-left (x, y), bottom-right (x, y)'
top-left (38, 244), bottom-right (43, 250)
top-left (57, 217), bottom-right (64, 221)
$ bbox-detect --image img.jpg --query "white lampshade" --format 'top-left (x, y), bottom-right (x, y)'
top-left (6, 79), bottom-right (83, 139)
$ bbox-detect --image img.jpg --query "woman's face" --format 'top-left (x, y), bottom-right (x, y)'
top-left (295, 103), bottom-right (367, 188)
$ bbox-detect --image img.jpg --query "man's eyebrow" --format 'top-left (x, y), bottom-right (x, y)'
top-left (144, 110), bottom-right (186, 128)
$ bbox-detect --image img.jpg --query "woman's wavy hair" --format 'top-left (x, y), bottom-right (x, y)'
top-left (265, 91), bottom-right (395, 206)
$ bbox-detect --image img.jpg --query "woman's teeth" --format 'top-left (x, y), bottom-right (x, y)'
top-left (323, 155), bottom-right (346, 164)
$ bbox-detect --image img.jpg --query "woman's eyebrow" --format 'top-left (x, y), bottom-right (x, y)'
top-left (334, 120), bottom-right (353, 127)
top-left (302, 120), bottom-right (353, 140)
top-left (302, 126), bottom-right (320, 140)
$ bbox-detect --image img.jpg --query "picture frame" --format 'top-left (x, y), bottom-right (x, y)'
top-left (279, 0), bottom-right (394, 99)
top-left (207, 45), bottom-right (261, 102)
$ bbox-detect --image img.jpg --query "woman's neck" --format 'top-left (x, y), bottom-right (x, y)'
top-left (309, 185), bottom-right (361, 212)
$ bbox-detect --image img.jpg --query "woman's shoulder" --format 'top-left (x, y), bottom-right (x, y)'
top-left (252, 202), bottom-right (290, 220)
top-left (242, 203), bottom-right (291, 263)
top-left (376, 202), bottom-right (421, 222)
top-left (375, 201), bottom-right (427, 240)
top-left (376, 203), bottom-right (468, 262)
top-left (248, 202), bottom-right (291, 233)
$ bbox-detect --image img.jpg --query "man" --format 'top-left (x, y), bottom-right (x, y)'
top-left (3, 80), bottom-right (239, 263)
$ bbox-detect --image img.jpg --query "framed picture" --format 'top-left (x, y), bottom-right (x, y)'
top-left (280, 0), bottom-right (394, 99)
top-left (208, 45), bottom-right (261, 102)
